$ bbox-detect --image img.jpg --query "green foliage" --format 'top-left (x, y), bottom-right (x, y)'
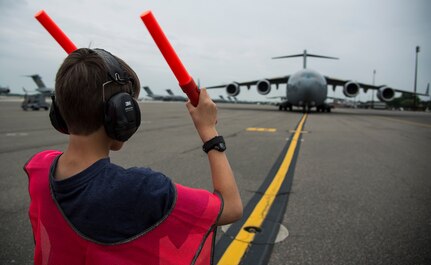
top-left (386, 93), bottom-right (424, 109)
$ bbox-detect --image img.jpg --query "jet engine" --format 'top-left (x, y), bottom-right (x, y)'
top-left (226, 82), bottom-right (240, 97)
top-left (256, 79), bottom-right (271, 95)
top-left (343, 81), bottom-right (360, 97)
top-left (377, 86), bottom-right (395, 102)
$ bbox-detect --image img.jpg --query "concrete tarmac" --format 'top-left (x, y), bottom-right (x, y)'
top-left (0, 100), bottom-right (430, 264)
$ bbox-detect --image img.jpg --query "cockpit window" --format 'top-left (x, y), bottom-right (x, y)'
top-left (303, 72), bottom-right (315, 79)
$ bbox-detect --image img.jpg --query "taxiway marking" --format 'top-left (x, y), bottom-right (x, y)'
top-left (5, 132), bottom-right (29, 137)
top-left (217, 114), bottom-right (307, 265)
top-left (246, 127), bottom-right (277, 132)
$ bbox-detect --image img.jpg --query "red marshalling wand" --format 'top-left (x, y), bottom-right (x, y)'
top-left (34, 10), bottom-right (200, 106)
top-left (140, 10), bottom-right (200, 107)
top-left (34, 10), bottom-right (77, 54)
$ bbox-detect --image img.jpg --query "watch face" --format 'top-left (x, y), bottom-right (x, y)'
top-left (218, 143), bottom-right (226, 150)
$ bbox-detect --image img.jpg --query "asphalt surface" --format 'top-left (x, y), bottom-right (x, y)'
top-left (0, 100), bottom-right (430, 264)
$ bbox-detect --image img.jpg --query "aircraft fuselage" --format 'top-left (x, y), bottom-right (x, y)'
top-left (286, 69), bottom-right (327, 108)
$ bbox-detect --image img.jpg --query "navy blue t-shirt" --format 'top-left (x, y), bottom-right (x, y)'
top-left (49, 156), bottom-right (175, 244)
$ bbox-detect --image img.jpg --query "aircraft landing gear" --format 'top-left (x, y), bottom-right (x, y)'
top-left (278, 102), bottom-right (292, 111)
top-left (317, 104), bottom-right (332, 113)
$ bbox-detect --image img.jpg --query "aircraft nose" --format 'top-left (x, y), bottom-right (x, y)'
top-left (300, 80), bottom-right (315, 100)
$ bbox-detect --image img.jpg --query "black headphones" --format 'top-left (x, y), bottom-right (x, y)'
top-left (49, 48), bottom-right (141, 142)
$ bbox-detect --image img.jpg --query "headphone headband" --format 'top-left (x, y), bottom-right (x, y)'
top-left (93, 48), bottom-right (134, 86)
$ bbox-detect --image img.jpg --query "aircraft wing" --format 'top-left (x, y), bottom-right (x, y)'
top-left (205, 76), bottom-right (289, 89)
top-left (325, 76), bottom-right (378, 92)
top-left (325, 76), bottom-right (430, 96)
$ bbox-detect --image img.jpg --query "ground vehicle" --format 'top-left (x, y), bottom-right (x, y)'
top-left (21, 93), bottom-right (49, 111)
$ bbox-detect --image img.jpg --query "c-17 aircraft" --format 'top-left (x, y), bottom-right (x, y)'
top-left (1, 74), bottom-right (52, 97)
top-left (206, 50), bottom-right (429, 112)
top-left (143, 86), bottom-right (187, 102)
top-left (165, 89), bottom-right (187, 102)
top-left (25, 74), bottom-right (54, 96)
top-left (0, 86), bottom-right (10, 95)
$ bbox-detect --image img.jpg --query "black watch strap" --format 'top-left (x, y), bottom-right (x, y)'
top-left (202, 136), bottom-right (226, 153)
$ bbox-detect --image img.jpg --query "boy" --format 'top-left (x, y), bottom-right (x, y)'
top-left (24, 48), bottom-right (242, 264)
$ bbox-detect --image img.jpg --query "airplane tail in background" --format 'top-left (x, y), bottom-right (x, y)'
top-left (166, 89), bottom-right (174, 96)
top-left (272, 50), bottom-right (338, 69)
top-left (27, 74), bottom-right (46, 88)
top-left (143, 86), bottom-right (153, 96)
top-left (426, 83), bottom-right (430, 96)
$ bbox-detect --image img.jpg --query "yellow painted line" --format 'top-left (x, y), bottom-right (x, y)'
top-left (218, 114), bottom-right (308, 265)
top-left (377, 116), bottom-right (431, 129)
top-left (246, 127), bottom-right (277, 132)
top-left (289, 130), bottom-right (309, 134)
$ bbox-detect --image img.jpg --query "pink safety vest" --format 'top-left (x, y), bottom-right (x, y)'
top-left (25, 150), bottom-right (222, 265)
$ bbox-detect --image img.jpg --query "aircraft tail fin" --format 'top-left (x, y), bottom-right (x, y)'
top-left (166, 89), bottom-right (174, 96)
top-left (272, 49), bottom-right (338, 69)
top-left (143, 86), bottom-right (153, 96)
top-left (426, 83), bottom-right (430, 96)
top-left (27, 74), bottom-right (46, 88)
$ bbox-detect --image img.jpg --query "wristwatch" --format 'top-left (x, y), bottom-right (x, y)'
top-left (202, 136), bottom-right (226, 153)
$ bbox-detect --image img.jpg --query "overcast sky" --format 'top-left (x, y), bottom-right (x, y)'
top-left (0, 0), bottom-right (430, 101)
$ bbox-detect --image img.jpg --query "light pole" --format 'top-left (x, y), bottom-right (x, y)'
top-left (371, 69), bottom-right (376, 109)
top-left (413, 46), bottom-right (420, 110)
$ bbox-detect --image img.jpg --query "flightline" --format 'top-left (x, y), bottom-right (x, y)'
top-left (216, 114), bottom-right (308, 265)
top-left (377, 116), bottom-right (431, 129)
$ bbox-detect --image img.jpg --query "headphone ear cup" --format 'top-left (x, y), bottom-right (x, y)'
top-left (104, 93), bottom-right (141, 142)
top-left (49, 96), bottom-right (69, 134)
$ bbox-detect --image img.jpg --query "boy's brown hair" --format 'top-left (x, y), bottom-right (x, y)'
top-left (55, 48), bottom-right (140, 135)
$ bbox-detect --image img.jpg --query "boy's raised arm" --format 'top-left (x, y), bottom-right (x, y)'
top-left (186, 89), bottom-right (243, 225)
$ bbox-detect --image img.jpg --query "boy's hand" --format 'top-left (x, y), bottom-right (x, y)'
top-left (186, 88), bottom-right (218, 143)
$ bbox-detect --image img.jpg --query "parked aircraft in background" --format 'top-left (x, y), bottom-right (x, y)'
top-left (142, 86), bottom-right (188, 102)
top-left (206, 50), bottom-right (430, 112)
top-left (25, 74), bottom-right (53, 96)
top-left (0, 86), bottom-right (10, 95)
top-left (142, 86), bottom-right (169, 101)
top-left (210, 95), bottom-right (230, 104)
top-left (165, 89), bottom-right (187, 102)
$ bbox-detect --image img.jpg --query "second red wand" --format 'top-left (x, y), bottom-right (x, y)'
top-left (140, 10), bottom-right (200, 107)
